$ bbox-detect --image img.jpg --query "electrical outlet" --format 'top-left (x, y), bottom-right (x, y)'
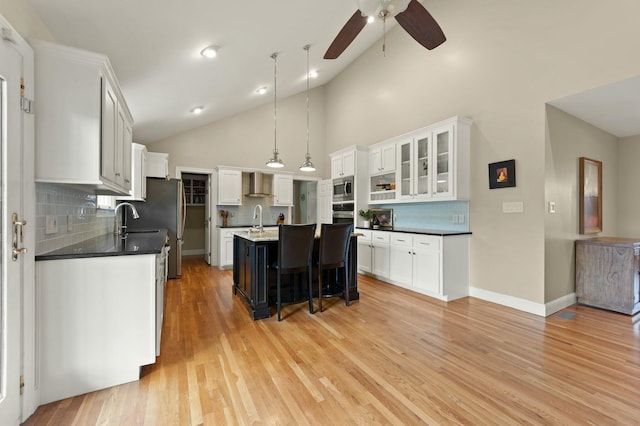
top-left (451, 214), bottom-right (458, 223)
top-left (458, 214), bottom-right (465, 224)
top-left (45, 215), bottom-right (58, 234)
top-left (67, 215), bottom-right (73, 232)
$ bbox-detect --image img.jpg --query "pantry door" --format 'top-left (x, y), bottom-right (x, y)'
top-left (0, 19), bottom-right (32, 425)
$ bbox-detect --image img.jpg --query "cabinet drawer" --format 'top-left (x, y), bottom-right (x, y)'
top-left (391, 234), bottom-right (412, 247)
top-left (357, 229), bottom-right (372, 241)
top-left (371, 231), bottom-right (390, 244)
top-left (413, 235), bottom-right (441, 250)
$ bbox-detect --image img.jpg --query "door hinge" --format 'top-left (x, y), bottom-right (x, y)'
top-left (21, 96), bottom-right (33, 114)
top-left (20, 375), bottom-right (24, 395)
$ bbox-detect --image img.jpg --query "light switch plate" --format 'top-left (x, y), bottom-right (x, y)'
top-left (45, 215), bottom-right (58, 234)
top-left (548, 201), bottom-right (556, 214)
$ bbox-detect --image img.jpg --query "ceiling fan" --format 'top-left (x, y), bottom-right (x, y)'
top-left (324, 0), bottom-right (446, 59)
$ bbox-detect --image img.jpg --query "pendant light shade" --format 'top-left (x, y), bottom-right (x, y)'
top-left (299, 44), bottom-right (316, 172)
top-left (266, 52), bottom-right (284, 168)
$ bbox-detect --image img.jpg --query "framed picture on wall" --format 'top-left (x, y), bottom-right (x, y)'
top-left (488, 159), bottom-right (516, 189)
top-left (579, 157), bottom-right (602, 234)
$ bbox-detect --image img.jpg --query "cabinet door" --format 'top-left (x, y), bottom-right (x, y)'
top-left (331, 155), bottom-right (343, 179)
top-left (357, 241), bottom-right (372, 273)
top-left (218, 169), bottom-right (242, 205)
top-left (389, 234), bottom-right (412, 282)
top-left (101, 78), bottom-right (118, 184)
top-left (432, 123), bottom-right (455, 198)
top-left (398, 140), bottom-right (413, 200)
top-left (369, 149), bottom-right (382, 174)
top-left (273, 174), bottom-right (293, 206)
top-left (389, 244), bottom-right (413, 286)
top-left (317, 179), bottom-right (332, 224)
top-left (413, 133), bottom-right (432, 199)
top-left (413, 237), bottom-right (441, 294)
top-left (381, 143), bottom-right (396, 172)
top-left (224, 238), bottom-right (234, 266)
top-left (372, 243), bottom-right (390, 279)
top-left (342, 151), bottom-right (355, 176)
top-left (122, 117), bottom-right (133, 190)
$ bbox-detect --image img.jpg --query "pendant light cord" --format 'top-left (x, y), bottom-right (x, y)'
top-left (305, 44), bottom-right (310, 157)
top-left (271, 52), bottom-right (278, 155)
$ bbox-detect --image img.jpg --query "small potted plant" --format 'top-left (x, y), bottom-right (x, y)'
top-left (358, 209), bottom-right (373, 228)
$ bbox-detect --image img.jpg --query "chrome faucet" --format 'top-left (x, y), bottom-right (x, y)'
top-left (253, 204), bottom-right (263, 233)
top-left (114, 202), bottom-right (140, 236)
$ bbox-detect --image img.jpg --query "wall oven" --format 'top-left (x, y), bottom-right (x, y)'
top-left (332, 203), bottom-right (355, 224)
top-left (333, 176), bottom-right (354, 202)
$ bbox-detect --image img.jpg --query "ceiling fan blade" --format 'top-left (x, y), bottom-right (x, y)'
top-left (394, 0), bottom-right (446, 50)
top-left (324, 10), bottom-right (368, 59)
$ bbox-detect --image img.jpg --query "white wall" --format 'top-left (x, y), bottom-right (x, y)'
top-left (146, 88), bottom-right (327, 179)
top-left (544, 106), bottom-right (619, 303)
top-left (0, 0), bottom-right (54, 40)
top-left (617, 135), bottom-right (640, 236)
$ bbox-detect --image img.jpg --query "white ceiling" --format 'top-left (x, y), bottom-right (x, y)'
top-left (30, 0), bottom-right (405, 144)
top-left (548, 75), bottom-right (640, 138)
top-left (30, 1), bottom-right (640, 144)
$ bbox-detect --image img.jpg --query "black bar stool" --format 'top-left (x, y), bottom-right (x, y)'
top-left (317, 223), bottom-right (353, 312)
top-left (275, 224), bottom-right (317, 321)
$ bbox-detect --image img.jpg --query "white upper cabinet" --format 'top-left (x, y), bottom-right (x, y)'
top-left (145, 152), bottom-right (169, 179)
top-left (32, 39), bottom-right (133, 195)
top-left (217, 168), bottom-right (242, 205)
top-left (369, 143), bottom-right (396, 174)
top-left (398, 117), bottom-right (471, 202)
top-left (272, 174), bottom-right (293, 206)
top-left (331, 149), bottom-right (356, 178)
top-left (117, 143), bottom-right (147, 201)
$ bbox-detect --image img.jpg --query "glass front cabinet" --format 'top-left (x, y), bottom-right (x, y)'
top-left (397, 117), bottom-right (470, 202)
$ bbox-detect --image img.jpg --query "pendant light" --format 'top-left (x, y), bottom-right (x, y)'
top-left (299, 44), bottom-right (316, 172)
top-left (266, 52), bottom-right (284, 168)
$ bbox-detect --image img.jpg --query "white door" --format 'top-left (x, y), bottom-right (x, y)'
top-left (205, 174), bottom-right (211, 264)
top-left (0, 24), bottom-right (31, 424)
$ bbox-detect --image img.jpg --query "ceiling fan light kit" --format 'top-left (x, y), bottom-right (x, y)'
top-left (266, 52), bottom-right (284, 168)
top-left (324, 0), bottom-right (446, 59)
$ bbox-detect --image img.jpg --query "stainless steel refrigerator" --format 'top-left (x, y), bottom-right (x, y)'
top-left (123, 178), bottom-right (186, 278)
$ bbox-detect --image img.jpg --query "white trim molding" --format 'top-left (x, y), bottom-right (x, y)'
top-left (469, 287), bottom-right (576, 317)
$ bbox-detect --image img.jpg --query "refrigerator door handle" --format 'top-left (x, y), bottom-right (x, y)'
top-left (180, 181), bottom-right (187, 239)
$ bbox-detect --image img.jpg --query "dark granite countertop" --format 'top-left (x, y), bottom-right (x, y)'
top-left (355, 227), bottom-right (471, 237)
top-left (35, 229), bottom-right (169, 261)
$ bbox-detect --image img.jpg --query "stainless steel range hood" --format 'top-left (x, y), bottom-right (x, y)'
top-left (246, 172), bottom-right (270, 197)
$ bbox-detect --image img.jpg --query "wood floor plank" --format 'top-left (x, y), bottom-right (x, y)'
top-left (24, 256), bottom-right (640, 425)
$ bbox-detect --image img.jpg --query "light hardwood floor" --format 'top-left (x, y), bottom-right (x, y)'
top-left (25, 256), bottom-right (640, 425)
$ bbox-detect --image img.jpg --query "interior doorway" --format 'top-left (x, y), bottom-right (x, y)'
top-left (176, 167), bottom-right (214, 265)
top-left (292, 180), bottom-right (317, 224)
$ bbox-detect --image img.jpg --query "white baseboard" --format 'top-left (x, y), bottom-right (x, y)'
top-left (469, 287), bottom-right (576, 317)
top-left (544, 292), bottom-right (576, 316)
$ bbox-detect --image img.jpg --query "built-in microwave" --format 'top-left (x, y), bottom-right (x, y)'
top-left (333, 176), bottom-right (354, 202)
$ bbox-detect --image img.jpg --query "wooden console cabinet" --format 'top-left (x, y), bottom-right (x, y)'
top-left (575, 237), bottom-right (640, 315)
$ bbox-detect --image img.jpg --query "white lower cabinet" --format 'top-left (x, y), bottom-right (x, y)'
top-left (363, 230), bottom-right (469, 301)
top-left (219, 227), bottom-right (248, 269)
top-left (357, 230), bottom-right (390, 279)
top-left (37, 255), bottom-right (157, 404)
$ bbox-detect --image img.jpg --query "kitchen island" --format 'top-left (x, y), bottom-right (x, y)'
top-left (233, 229), bottom-right (360, 320)
top-left (35, 230), bottom-right (169, 404)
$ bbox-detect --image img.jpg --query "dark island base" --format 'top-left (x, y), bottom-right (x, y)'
top-left (233, 235), bottom-right (360, 320)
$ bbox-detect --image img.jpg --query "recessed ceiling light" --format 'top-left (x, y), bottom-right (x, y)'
top-left (367, 16), bottom-right (375, 24)
top-left (256, 86), bottom-right (268, 95)
top-left (191, 106), bottom-right (204, 114)
top-left (308, 70), bottom-right (318, 79)
top-left (200, 45), bottom-right (218, 58)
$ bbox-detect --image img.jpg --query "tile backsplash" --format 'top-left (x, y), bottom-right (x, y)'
top-left (373, 200), bottom-right (470, 232)
top-left (36, 183), bottom-right (114, 255)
